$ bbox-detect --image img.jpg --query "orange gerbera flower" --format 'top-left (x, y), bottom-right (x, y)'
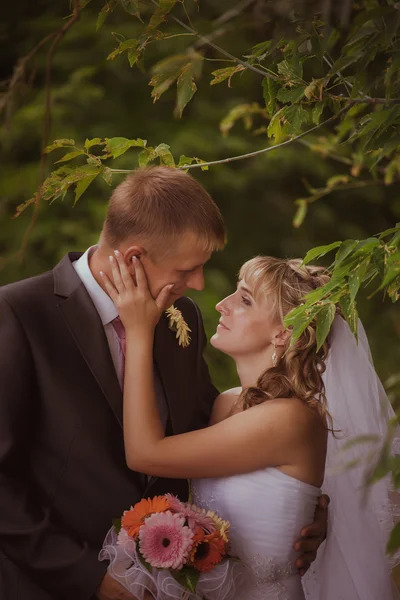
top-left (191, 530), bottom-right (226, 572)
top-left (122, 496), bottom-right (171, 539)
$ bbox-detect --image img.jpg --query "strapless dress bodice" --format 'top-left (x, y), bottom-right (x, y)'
top-left (191, 467), bottom-right (321, 600)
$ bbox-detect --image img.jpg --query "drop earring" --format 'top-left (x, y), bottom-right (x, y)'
top-left (271, 341), bottom-right (278, 367)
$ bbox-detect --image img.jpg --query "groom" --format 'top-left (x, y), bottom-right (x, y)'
top-left (0, 166), bottom-right (328, 600)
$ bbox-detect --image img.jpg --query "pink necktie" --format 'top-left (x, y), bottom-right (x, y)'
top-left (111, 316), bottom-right (126, 384)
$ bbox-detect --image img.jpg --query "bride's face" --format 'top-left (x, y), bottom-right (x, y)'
top-left (210, 279), bottom-right (278, 358)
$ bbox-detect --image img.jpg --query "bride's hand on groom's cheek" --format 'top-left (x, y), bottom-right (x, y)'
top-left (293, 494), bottom-right (330, 576)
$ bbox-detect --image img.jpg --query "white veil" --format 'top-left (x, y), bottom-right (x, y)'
top-left (303, 315), bottom-right (400, 600)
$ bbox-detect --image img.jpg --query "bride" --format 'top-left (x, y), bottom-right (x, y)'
top-left (101, 251), bottom-right (399, 600)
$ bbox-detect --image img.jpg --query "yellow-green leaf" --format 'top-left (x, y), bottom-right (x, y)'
top-left (303, 241), bottom-right (341, 264)
top-left (105, 137), bottom-right (146, 159)
top-left (55, 150), bottom-right (85, 163)
top-left (74, 172), bottom-right (99, 204)
top-left (44, 139), bottom-right (75, 154)
top-left (176, 63), bottom-right (197, 117)
top-left (316, 303), bottom-right (336, 350)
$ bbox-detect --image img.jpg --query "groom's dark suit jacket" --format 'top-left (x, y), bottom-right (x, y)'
top-left (0, 252), bottom-right (219, 600)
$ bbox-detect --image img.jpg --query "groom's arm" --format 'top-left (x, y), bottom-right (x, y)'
top-left (294, 494), bottom-right (330, 576)
top-left (0, 294), bottom-right (108, 600)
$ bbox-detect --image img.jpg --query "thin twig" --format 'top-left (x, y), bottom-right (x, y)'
top-left (0, 31), bottom-right (57, 124)
top-left (17, 0), bottom-right (81, 263)
top-left (149, 0), bottom-right (276, 80)
top-left (335, 96), bottom-right (400, 105)
top-left (110, 103), bottom-right (353, 173)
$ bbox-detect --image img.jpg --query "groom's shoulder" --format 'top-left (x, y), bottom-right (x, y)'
top-left (174, 296), bottom-right (204, 329)
top-left (0, 268), bottom-right (55, 309)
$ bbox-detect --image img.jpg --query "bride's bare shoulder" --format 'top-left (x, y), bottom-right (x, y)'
top-left (210, 387), bottom-right (242, 425)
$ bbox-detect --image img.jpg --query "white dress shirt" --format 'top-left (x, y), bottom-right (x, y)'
top-left (73, 246), bottom-right (168, 431)
top-left (73, 246), bottom-right (124, 386)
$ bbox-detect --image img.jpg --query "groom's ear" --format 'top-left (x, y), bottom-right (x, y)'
top-left (124, 245), bottom-right (144, 264)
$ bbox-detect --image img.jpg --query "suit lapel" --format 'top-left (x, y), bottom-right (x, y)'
top-left (153, 312), bottom-right (195, 435)
top-left (54, 253), bottom-right (123, 428)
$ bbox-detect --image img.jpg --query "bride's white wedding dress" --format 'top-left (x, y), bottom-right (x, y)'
top-left (192, 466), bottom-right (321, 600)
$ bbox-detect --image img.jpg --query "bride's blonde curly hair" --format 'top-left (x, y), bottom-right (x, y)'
top-left (238, 256), bottom-right (333, 428)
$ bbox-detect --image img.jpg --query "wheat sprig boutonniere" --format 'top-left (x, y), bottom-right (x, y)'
top-left (165, 305), bottom-right (191, 348)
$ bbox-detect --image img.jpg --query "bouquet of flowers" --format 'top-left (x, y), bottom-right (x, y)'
top-left (99, 494), bottom-right (242, 600)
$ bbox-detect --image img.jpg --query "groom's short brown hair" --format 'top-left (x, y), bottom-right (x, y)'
top-left (102, 166), bottom-right (226, 255)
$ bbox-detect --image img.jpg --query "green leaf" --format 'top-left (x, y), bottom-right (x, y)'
top-left (293, 199), bottom-right (308, 228)
top-left (335, 240), bottom-right (359, 265)
top-left (282, 104), bottom-right (309, 135)
top-left (74, 172), bottom-right (99, 204)
top-left (137, 549), bottom-right (152, 573)
top-left (147, 0), bottom-right (177, 31)
top-left (112, 518), bottom-right (122, 534)
top-left (276, 86), bottom-right (305, 104)
top-left (316, 303), bottom-right (336, 351)
top-left (303, 242), bottom-right (342, 265)
top-left (387, 522), bottom-right (400, 555)
top-left (286, 303), bottom-right (322, 343)
top-left (176, 63), bottom-right (198, 117)
top-left (349, 258), bottom-right (370, 302)
top-left (154, 143), bottom-right (175, 167)
top-left (171, 566), bottom-right (200, 593)
top-left (55, 150), bottom-right (85, 163)
top-left (339, 294), bottom-right (359, 338)
top-left (329, 53), bottom-right (363, 76)
top-left (150, 54), bottom-right (189, 102)
top-left (262, 78), bottom-right (278, 117)
top-left (380, 252), bottom-right (400, 288)
top-left (96, 0), bottom-right (117, 31)
top-left (267, 108), bottom-right (285, 143)
top-left (84, 138), bottom-right (104, 151)
top-left (384, 156), bottom-right (400, 186)
top-left (210, 65), bottom-right (245, 87)
top-left (277, 59), bottom-right (302, 82)
top-left (105, 137), bottom-right (146, 159)
top-left (44, 139), bottom-right (75, 154)
top-left (221, 103), bottom-right (265, 137)
top-left (311, 102), bottom-right (324, 125)
top-left (120, 0), bottom-right (141, 19)
top-left (107, 39), bottom-right (139, 62)
top-left (326, 174), bottom-right (350, 188)
top-left (101, 167), bottom-right (113, 185)
top-left (249, 40), bottom-right (273, 58)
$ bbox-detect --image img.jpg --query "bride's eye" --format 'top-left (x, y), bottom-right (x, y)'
top-left (241, 296), bottom-right (252, 306)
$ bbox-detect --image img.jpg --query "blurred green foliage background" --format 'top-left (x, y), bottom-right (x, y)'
top-left (1, 0), bottom-right (399, 397)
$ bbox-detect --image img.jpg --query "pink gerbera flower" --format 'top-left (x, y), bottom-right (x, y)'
top-left (164, 494), bottom-right (216, 534)
top-left (117, 527), bottom-right (136, 552)
top-left (139, 511), bottom-right (194, 570)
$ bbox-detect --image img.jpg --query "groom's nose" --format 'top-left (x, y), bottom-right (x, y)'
top-left (186, 267), bottom-right (205, 291)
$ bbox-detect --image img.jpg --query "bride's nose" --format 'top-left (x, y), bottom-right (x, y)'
top-left (216, 296), bottom-right (229, 315)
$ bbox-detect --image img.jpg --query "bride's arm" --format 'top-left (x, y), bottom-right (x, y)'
top-left (102, 252), bottom-right (313, 479)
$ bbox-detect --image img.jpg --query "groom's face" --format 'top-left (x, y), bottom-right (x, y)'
top-left (138, 232), bottom-right (212, 302)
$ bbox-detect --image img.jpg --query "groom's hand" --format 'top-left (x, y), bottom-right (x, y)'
top-left (293, 494), bottom-right (330, 577)
top-left (96, 573), bottom-right (139, 600)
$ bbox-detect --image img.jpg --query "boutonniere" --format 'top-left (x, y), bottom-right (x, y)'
top-left (165, 305), bottom-right (191, 348)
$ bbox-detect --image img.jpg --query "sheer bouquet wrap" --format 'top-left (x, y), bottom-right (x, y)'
top-left (99, 494), bottom-right (245, 600)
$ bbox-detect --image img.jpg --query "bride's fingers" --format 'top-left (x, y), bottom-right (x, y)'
top-left (114, 250), bottom-right (135, 291)
top-left (109, 254), bottom-right (124, 292)
top-left (132, 256), bottom-right (148, 291)
top-left (100, 271), bottom-right (118, 303)
top-left (155, 283), bottom-right (174, 311)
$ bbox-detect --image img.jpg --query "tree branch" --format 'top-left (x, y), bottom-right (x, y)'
top-left (110, 103), bottom-right (353, 173)
top-left (149, 0), bottom-right (276, 80)
top-left (17, 0), bottom-right (81, 263)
